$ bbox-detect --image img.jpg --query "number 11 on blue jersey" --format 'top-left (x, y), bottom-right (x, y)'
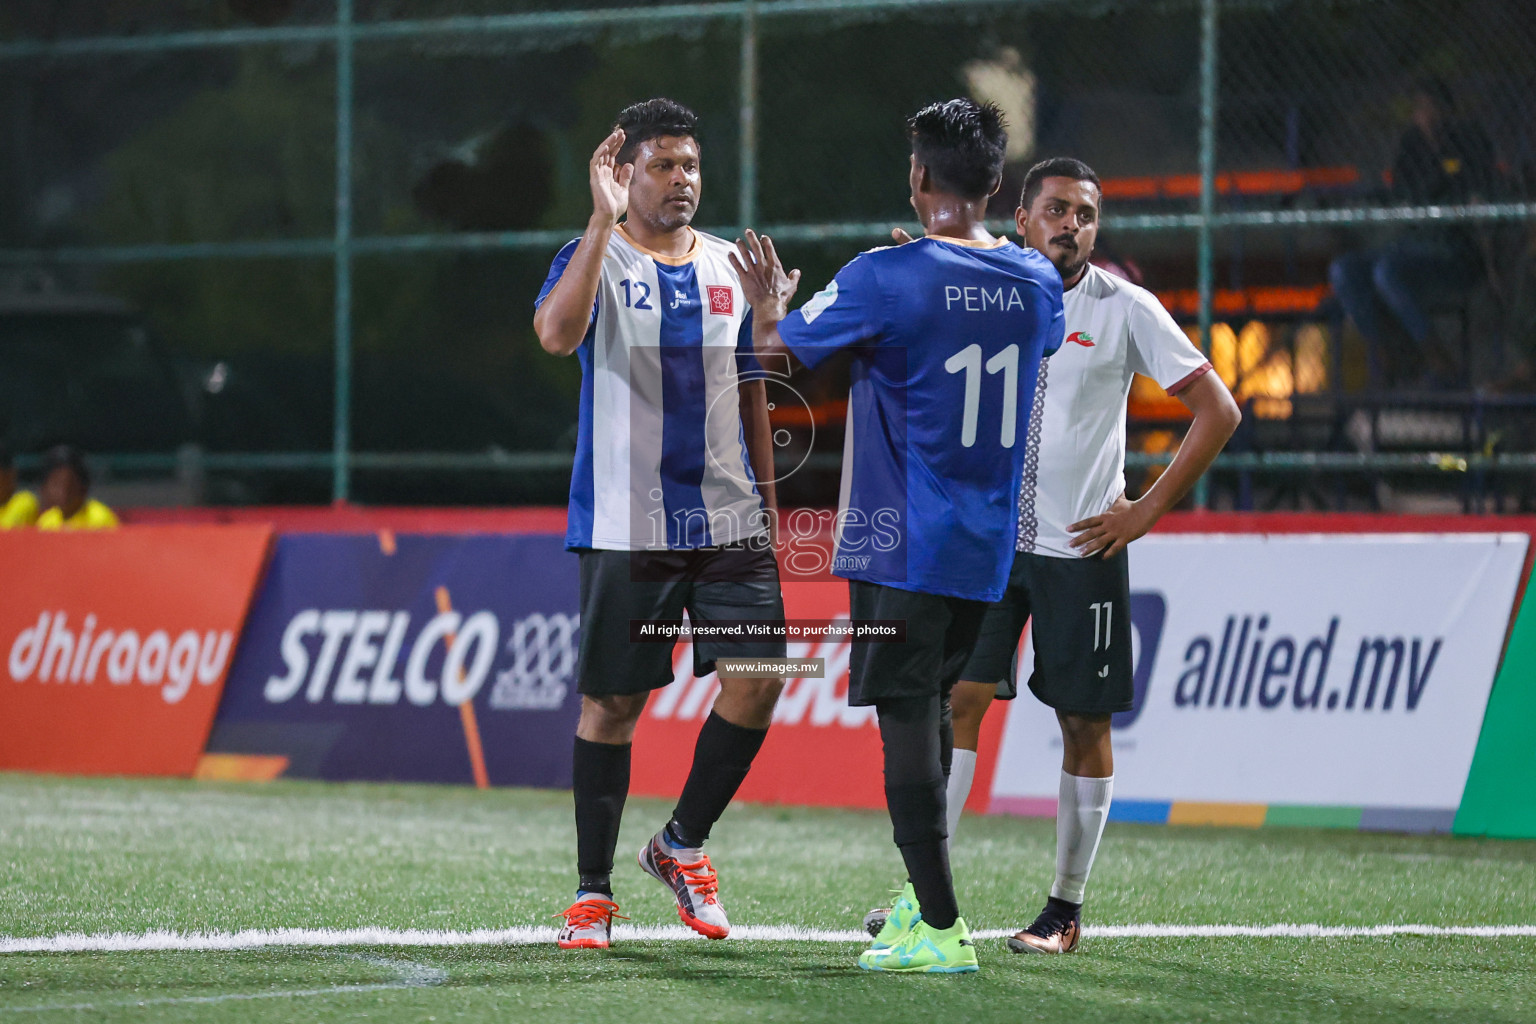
top-left (945, 342), bottom-right (1019, 447)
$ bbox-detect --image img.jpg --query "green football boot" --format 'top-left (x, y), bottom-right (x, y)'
top-left (858, 917), bottom-right (979, 974)
top-left (863, 881), bottom-right (921, 950)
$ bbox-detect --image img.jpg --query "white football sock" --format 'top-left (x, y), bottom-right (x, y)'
top-left (1051, 770), bottom-right (1113, 904)
top-left (946, 748), bottom-right (978, 840)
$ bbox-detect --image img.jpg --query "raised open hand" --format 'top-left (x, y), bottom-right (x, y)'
top-left (728, 229), bottom-right (801, 319)
top-left (590, 128), bottom-right (632, 225)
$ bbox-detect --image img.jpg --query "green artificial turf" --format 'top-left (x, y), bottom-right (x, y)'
top-left (1, 774), bottom-right (1533, 1022)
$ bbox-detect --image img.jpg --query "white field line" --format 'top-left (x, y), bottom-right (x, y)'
top-left (3, 922), bottom-right (1536, 955)
top-left (1, 984), bottom-right (407, 1015)
top-left (1084, 924), bottom-right (1536, 939)
top-left (339, 952), bottom-right (449, 987)
top-left (0, 952), bottom-right (447, 1014)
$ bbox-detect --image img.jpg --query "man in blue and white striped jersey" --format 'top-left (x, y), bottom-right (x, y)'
top-left (534, 99), bottom-right (786, 951)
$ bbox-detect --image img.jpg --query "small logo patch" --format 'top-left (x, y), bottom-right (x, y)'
top-left (800, 281), bottom-right (839, 324)
top-left (1067, 331), bottom-right (1096, 347)
top-left (708, 286), bottom-right (734, 316)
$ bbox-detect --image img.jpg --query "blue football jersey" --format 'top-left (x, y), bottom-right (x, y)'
top-left (777, 236), bottom-right (1064, 601)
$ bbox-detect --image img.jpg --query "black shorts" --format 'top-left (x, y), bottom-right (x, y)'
top-left (960, 550), bottom-right (1134, 715)
top-left (846, 580), bottom-right (989, 707)
top-left (575, 545), bottom-right (786, 697)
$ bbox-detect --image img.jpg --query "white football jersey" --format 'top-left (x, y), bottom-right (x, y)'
top-left (536, 225), bottom-right (768, 551)
top-left (1018, 262), bottom-right (1212, 559)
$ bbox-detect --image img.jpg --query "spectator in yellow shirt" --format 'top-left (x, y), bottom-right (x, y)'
top-left (0, 443), bottom-right (39, 529)
top-left (36, 445), bottom-right (118, 531)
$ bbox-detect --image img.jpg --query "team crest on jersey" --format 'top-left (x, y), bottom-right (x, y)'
top-left (1067, 331), bottom-right (1096, 347)
top-left (707, 286), bottom-right (734, 316)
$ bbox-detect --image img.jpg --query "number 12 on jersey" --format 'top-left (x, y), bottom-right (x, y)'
top-left (945, 343), bottom-right (1019, 448)
top-left (619, 279), bottom-right (653, 309)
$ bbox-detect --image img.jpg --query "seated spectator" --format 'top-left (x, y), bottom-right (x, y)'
top-left (35, 445), bottom-right (118, 531)
top-left (1328, 77), bottom-right (1497, 387)
top-left (0, 443), bottom-right (39, 529)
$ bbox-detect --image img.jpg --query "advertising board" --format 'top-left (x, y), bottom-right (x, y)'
top-left (208, 533), bottom-right (582, 787)
top-left (1, 526), bottom-right (272, 776)
top-left (990, 533), bottom-right (1529, 830)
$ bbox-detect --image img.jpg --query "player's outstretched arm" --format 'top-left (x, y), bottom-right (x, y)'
top-left (738, 378), bottom-right (779, 547)
top-left (533, 129), bottom-right (632, 357)
top-left (1069, 370), bottom-right (1241, 559)
top-left (729, 230), bottom-right (801, 365)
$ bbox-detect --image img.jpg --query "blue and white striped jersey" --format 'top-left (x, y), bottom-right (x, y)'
top-left (537, 225), bottom-right (769, 551)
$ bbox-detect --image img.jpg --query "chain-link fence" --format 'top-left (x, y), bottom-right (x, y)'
top-left (2, 0), bottom-right (1534, 510)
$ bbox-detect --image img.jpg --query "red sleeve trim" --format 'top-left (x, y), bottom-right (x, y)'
top-left (1165, 361), bottom-right (1214, 396)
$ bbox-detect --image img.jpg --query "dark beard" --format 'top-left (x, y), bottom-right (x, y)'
top-left (1057, 253), bottom-right (1089, 280)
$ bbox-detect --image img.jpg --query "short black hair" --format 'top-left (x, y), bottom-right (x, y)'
top-left (42, 444), bottom-right (88, 489)
top-left (906, 99), bottom-right (1008, 200)
top-left (1020, 156), bottom-right (1102, 212)
top-left (613, 98), bottom-right (699, 164)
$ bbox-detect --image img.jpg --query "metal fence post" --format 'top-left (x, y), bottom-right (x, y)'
top-left (739, 0), bottom-right (758, 233)
top-left (333, 0), bottom-right (355, 503)
top-left (1193, 0), bottom-right (1219, 511)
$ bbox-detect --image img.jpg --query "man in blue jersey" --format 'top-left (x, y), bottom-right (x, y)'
top-left (863, 159), bottom-right (1240, 957)
top-left (731, 99), bottom-right (1065, 974)
top-left (533, 99), bottom-right (786, 950)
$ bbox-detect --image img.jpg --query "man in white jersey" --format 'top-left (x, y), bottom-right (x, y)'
top-left (534, 99), bottom-right (786, 950)
top-left (864, 157), bottom-right (1241, 954)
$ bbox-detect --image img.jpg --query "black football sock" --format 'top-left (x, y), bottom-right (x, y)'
top-left (668, 711), bottom-right (769, 848)
top-left (573, 736), bottom-right (631, 896)
top-left (898, 836), bottom-right (959, 930)
top-left (878, 694), bottom-right (960, 931)
top-left (939, 687), bottom-right (955, 781)
top-left (903, 685), bottom-right (952, 888)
